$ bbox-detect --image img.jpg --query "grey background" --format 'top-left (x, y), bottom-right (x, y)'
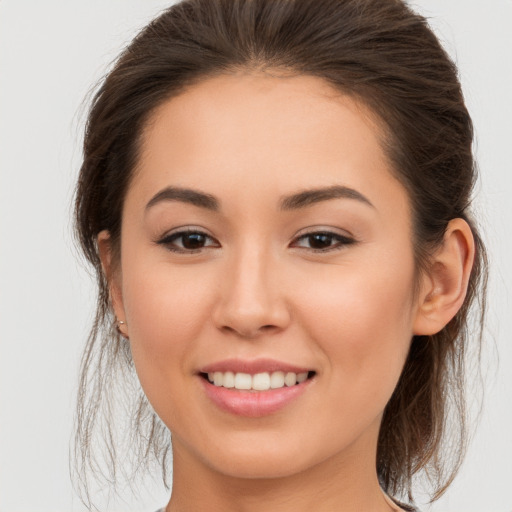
top-left (1, 1), bottom-right (511, 511)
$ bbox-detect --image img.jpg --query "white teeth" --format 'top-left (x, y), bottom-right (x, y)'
top-left (297, 372), bottom-right (308, 383)
top-left (223, 371), bottom-right (235, 388)
top-left (270, 371), bottom-right (285, 389)
top-left (252, 372), bottom-right (271, 391)
top-left (206, 370), bottom-right (311, 390)
top-left (234, 372), bottom-right (252, 390)
top-left (213, 372), bottom-right (223, 386)
top-left (284, 372), bottom-right (296, 387)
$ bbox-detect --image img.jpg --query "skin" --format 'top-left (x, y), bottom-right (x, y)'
top-left (99, 72), bottom-right (474, 512)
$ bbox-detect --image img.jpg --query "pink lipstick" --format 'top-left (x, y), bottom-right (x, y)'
top-left (197, 358), bottom-right (315, 417)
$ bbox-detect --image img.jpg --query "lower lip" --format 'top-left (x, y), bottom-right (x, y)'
top-left (200, 377), bottom-right (313, 417)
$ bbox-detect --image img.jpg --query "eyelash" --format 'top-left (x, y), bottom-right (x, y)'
top-left (291, 231), bottom-right (356, 252)
top-left (156, 229), bottom-right (356, 254)
top-left (157, 229), bottom-right (220, 253)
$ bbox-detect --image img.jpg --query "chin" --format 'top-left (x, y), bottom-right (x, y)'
top-left (208, 452), bottom-right (313, 480)
top-left (188, 429), bottom-right (346, 481)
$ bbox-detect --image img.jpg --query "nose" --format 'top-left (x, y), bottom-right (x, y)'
top-left (212, 246), bottom-right (291, 339)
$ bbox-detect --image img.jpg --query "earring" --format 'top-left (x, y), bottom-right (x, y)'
top-left (116, 319), bottom-right (129, 339)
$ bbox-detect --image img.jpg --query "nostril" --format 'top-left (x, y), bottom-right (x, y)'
top-left (220, 323), bottom-right (280, 339)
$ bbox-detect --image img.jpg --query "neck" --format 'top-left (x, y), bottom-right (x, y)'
top-left (166, 433), bottom-right (400, 512)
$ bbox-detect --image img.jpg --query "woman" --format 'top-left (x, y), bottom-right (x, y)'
top-left (73, 0), bottom-right (487, 510)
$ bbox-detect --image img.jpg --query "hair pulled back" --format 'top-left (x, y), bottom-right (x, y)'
top-left (74, 0), bottom-right (487, 504)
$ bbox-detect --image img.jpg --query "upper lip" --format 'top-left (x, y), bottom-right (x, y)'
top-left (198, 358), bottom-right (313, 375)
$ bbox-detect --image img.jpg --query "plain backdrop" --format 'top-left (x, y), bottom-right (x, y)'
top-left (0, 1), bottom-right (511, 511)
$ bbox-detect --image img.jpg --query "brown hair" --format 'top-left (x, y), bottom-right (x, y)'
top-left (74, 0), bottom-right (487, 506)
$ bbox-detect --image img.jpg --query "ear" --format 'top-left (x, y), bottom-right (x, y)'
top-left (97, 230), bottom-right (127, 333)
top-left (413, 218), bottom-right (475, 336)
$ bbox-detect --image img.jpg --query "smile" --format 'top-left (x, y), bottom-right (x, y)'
top-left (198, 360), bottom-right (316, 417)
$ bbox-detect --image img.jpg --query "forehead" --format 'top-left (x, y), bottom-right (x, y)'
top-left (129, 72), bottom-right (408, 219)
top-left (141, 72), bottom-right (384, 163)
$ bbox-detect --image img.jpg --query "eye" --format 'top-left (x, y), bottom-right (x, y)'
top-left (157, 229), bottom-right (220, 253)
top-left (291, 231), bottom-right (355, 252)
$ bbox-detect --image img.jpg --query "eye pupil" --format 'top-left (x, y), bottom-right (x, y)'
top-left (309, 234), bottom-right (333, 249)
top-left (182, 233), bottom-right (206, 249)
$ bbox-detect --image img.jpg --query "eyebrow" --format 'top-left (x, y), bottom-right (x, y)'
top-left (145, 184), bottom-right (374, 213)
top-left (146, 186), bottom-right (219, 211)
top-left (280, 185), bottom-right (374, 210)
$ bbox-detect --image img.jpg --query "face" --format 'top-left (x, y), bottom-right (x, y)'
top-left (107, 72), bottom-right (424, 480)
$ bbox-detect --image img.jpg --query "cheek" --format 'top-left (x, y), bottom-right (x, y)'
top-left (295, 254), bottom-right (416, 396)
top-left (120, 256), bottom-right (217, 384)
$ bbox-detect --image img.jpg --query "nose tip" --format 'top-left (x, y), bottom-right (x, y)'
top-left (212, 258), bottom-right (290, 339)
top-left (214, 296), bottom-right (290, 339)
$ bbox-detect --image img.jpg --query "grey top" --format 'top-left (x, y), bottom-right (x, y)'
top-left (155, 504), bottom-right (418, 511)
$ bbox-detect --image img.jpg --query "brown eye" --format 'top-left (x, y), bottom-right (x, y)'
top-left (292, 231), bottom-right (355, 252)
top-left (180, 232), bottom-right (207, 249)
top-left (308, 233), bottom-right (335, 249)
top-left (158, 230), bottom-right (219, 253)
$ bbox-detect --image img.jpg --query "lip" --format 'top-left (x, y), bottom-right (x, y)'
top-left (198, 358), bottom-right (312, 375)
top-left (200, 377), bottom-right (313, 417)
top-left (197, 358), bottom-right (315, 418)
